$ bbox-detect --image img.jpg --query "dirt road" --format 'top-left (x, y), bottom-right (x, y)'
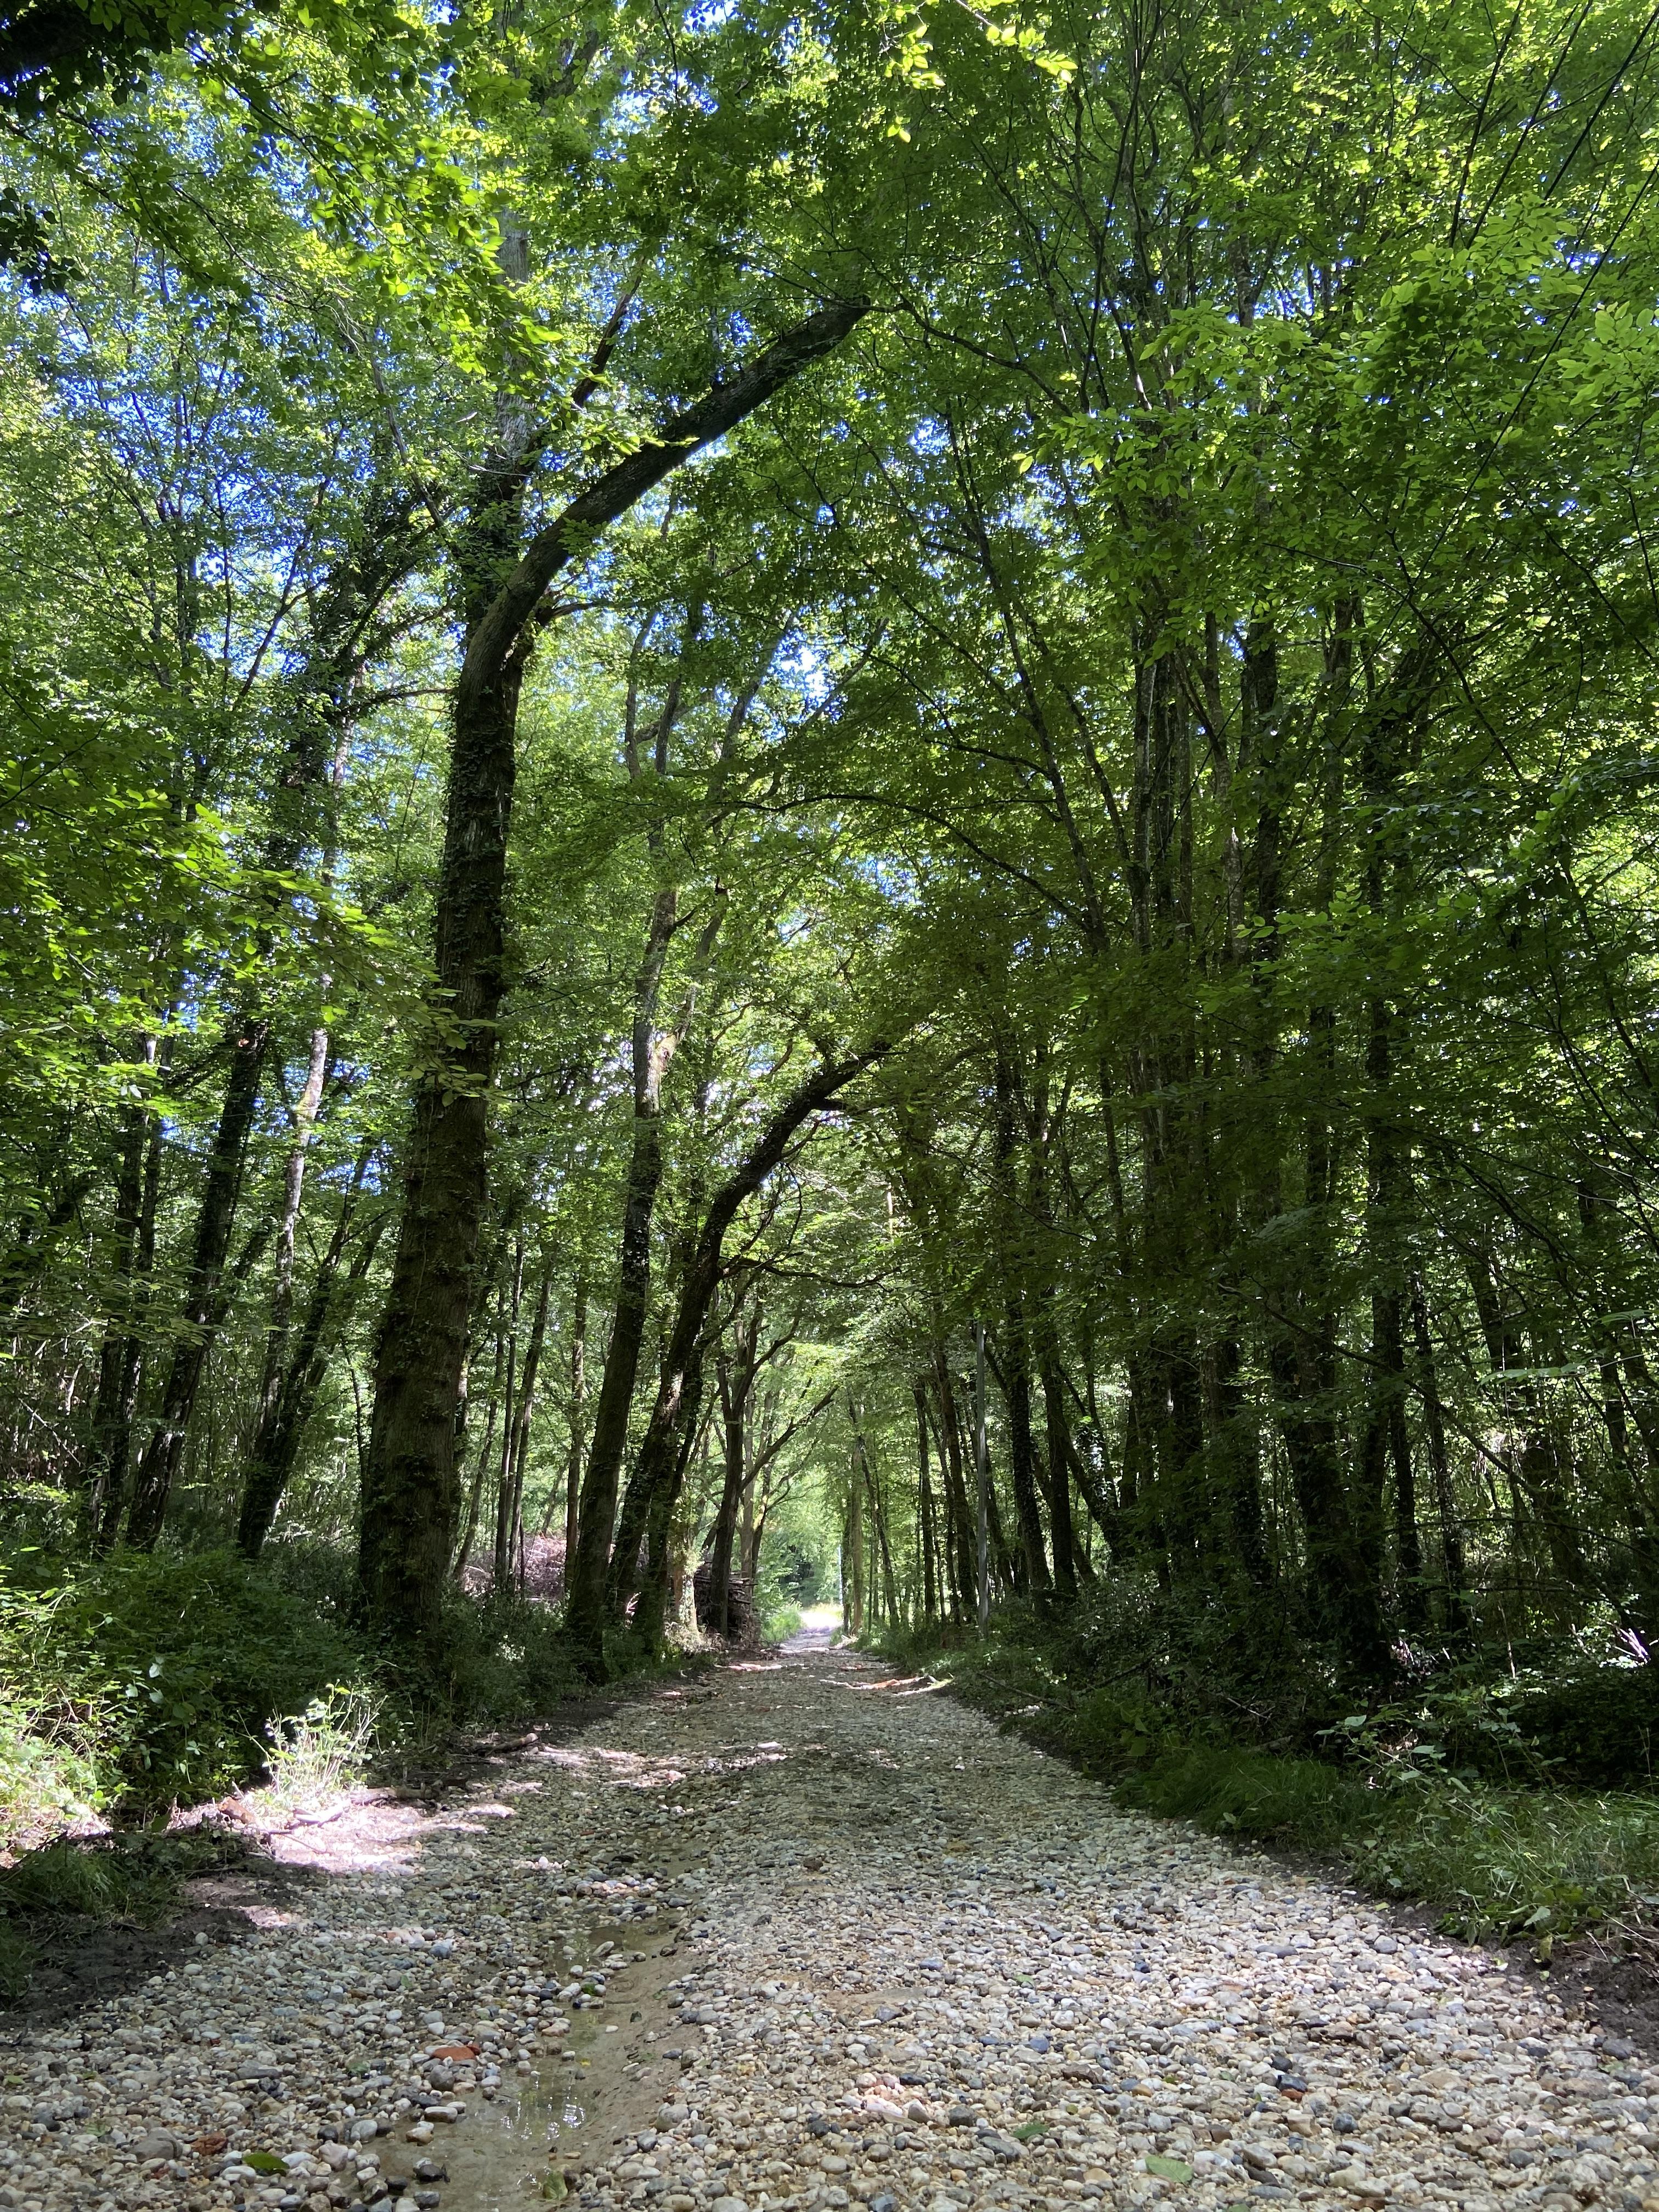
top-left (1, 1646), bottom-right (1651, 2212)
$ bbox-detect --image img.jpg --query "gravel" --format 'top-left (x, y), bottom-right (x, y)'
top-left (1, 1643), bottom-right (1654, 2212)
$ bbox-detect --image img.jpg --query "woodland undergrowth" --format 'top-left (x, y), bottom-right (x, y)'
top-left (878, 1593), bottom-right (1659, 1953)
top-left (0, 1504), bottom-right (697, 1996)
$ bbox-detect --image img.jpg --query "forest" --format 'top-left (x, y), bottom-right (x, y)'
top-left (5, 0), bottom-right (1659, 1944)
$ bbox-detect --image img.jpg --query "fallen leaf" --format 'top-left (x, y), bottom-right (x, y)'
top-left (1144, 2153), bottom-right (1193, 2183)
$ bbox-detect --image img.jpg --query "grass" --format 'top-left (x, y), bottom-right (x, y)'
top-left (0, 1826), bottom-right (246, 1998)
top-left (882, 1609), bottom-right (1659, 1946)
top-left (260, 1684), bottom-right (380, 1820)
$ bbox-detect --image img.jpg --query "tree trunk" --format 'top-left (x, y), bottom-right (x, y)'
top-left (916, 1380), bottom-right (939, 1622)
top-left (125, 1016), bottom-right (271, 1548)
top-left (858, 1421), bottom-right (900, 1624)
top-left (932, 1353), bottom-right (978, 1618)
top-left (844, 1464), bottom-right (865, 1638)
top-left (92, 1043), bottom-right (167, 1549)
top-left (496, 1259), bottom-right (551, 1593)
top-left (630, 1346), bottom-right (707, 1655)
top-left (360, 302), bottom-right (866, 1653)
top-left (992, 1042), bottom-right (1051, 1593)
top-left (562, 1279), bottom-right (587, 1566)
top-left (255, 1020), bottom-right (333, 1440)
top-left (81, 1088), bottom-right (148, 1536)
top-left (489, 1239), bottom-right (528, 1592)
top-left (235, 1164), bottom-right (381, 1557)
top-left (1037, 1353), bottom-right (1081, 1598)
top-left (707, 1304), bottom-right (758, 1638)
top-left (452, 1316), bottom-right (505, 1583)
top-left (127, 513), bottom-right (415, 1550)
top-left (1408, 1270), bottom-right (1466, 1638)
top-left (593, 1042), bottom-right (888, 1662)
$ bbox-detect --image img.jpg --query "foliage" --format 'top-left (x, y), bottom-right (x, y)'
top-left (890, 1606), bottom-right (1659, 1944)
top-left (260, 1682), bottom-right (379, 1817)
top-left (5, 0), bottom-right (1659, 1927)
top-left (0, 1544), bottom-right (365, 1815)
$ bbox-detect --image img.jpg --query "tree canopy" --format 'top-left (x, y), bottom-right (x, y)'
top-left (5, 0), bottom-right (1659, 1739)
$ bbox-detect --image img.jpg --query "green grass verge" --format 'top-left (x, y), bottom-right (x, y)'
top-left (887, 1618), bottom-right (1659, 1945)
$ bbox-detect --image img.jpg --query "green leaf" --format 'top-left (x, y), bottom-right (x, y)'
top-left (1144, 2154), bottom-right (1192, 2183)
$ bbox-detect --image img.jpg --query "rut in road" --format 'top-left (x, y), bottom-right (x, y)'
top-left (0, 1646), bottom-right (1649, 2212)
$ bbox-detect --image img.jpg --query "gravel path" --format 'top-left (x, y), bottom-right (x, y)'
top-left (2, 1647), bottom-right (1654, 2212)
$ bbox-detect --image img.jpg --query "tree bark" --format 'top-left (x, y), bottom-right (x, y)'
top-left (125, 1015), bottom-right (271, 1548)
top-left (126, 508), bottom-right (417, 1549)
top-left (496, 1259), bottom-right (551, 1593)
top-left (992, 1042), bottom-right (1051, 1593)
top-left (235, 1159), bottom-right (381, 1556)
top-left (562, 1278), bottom-right (586, 1565)
top-left (707, 1301), bottom-right (759, 1638)
top-left (92, 1041), bottom-right (167, 1549)
top-left (359, 302), bottom-right (865, 1650)
top-left (916, 1379), bottom-right (939, 1621)
top-left (452, 1313), bottom-right (505, 1582)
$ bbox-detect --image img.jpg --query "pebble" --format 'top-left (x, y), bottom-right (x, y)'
top-left (2, 1641), bottom-right (1656, 2212)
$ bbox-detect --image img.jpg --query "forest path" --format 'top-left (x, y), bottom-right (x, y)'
top-left (1, 1650), bottom-right (1649, 2212)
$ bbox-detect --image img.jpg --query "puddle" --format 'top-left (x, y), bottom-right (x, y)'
top-left (433, 1929), bottom-right (691, 2210)
top-left (439, 2057), bottom-right (591, 2212)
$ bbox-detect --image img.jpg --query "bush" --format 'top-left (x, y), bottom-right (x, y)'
top-left (0, 1527), bottom-right (700, 1857)
top-left (0, 1546), bottom-right (366, 1823)
top-left (1507, 1664), bottom-right (1659, 1788)
top-left (0, 1695), bottom-right (100, 1847)
top-left (420, 1583), bottom-right (585, 1725)
top-left (883, 1604), bottom-right (1659, 1943)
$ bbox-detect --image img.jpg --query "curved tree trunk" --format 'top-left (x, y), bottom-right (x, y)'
top-left (592, 1042), bottom-right (888, 1666)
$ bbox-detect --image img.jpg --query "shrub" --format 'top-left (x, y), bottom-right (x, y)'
top-left (0, 1696), bottom-right (100, 1845)
top-left (1507, 1665), bottom-right (1659, 1788)
top-left (262, 1685), bottom-right (380, 1818)
top-left (882, 1604), bottom-right (1659, 1944)
top-left (0, 1546), bottom-right (366, 1822)
top-left (424, 1584), bottom-right (585, 1724)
